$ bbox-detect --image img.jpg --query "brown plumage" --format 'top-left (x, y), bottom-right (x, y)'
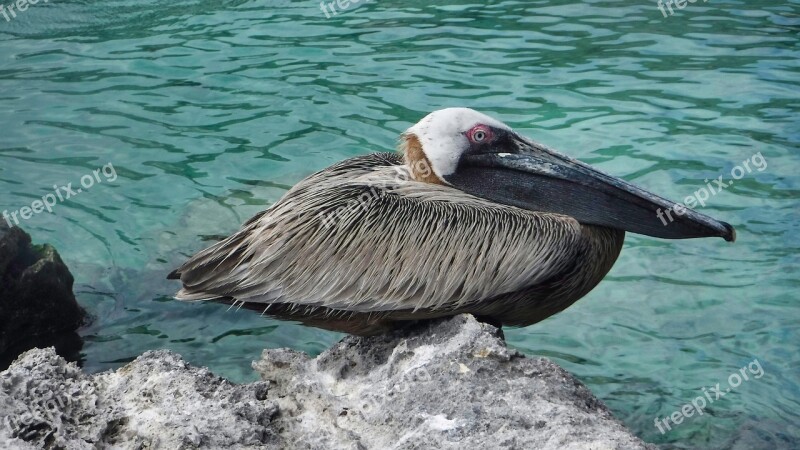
top-left (169, 108), bottom-right (733, 335)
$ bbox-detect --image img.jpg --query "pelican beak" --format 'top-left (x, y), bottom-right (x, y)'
top-left (444, 134), bottom-right (736, 242)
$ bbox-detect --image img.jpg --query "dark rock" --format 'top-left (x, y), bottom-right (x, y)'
top-left (0, 222), bottom-right (85, 368)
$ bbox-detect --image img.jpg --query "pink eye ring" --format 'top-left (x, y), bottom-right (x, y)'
top-left (468, 125), bottom-right (492, 143)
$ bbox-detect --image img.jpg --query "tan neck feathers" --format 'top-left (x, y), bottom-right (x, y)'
top-left (400, 133), bottom-right (444, 185)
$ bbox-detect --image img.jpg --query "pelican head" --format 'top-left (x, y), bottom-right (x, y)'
top-left (400, 107), bottom-right (735, 241)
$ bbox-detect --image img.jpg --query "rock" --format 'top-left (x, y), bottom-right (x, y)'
top-left (255, 315), bottom-right (655, 450)
top-left (0, 315), bottom-right (655, 449)
top-left (0, 348), bottom-right (279, 449)
top-left (0, 223), bottom-right (85, 368)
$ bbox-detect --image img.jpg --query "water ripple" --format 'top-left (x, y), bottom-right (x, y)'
top-left (1, 1), bottom-right (798, 448)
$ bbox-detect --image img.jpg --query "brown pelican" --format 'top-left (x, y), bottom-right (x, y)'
top-left (169, 108), bottom-right (735, 335)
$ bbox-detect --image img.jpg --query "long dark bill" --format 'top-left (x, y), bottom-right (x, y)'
top-left (445, 136), bottom-right (736, 242)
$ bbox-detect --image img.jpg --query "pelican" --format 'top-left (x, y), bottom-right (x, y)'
top-left (168, 108), bottom-right (735, 335)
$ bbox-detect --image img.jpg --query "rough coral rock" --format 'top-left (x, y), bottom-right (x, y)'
top-left (0, 348), bottom-right (278, 449)
top-left (0, 222), bottom-right (85, 367)
top-left (255, 315), bottom-right (654, 450)
top-left (0, 315), bottom-right (654, 449)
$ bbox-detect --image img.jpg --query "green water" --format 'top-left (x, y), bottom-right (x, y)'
top-left (1, 0), bottom-right (798, 448)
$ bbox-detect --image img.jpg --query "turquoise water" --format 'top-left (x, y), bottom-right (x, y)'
top-left (1, 0), bottom-right (798, 448)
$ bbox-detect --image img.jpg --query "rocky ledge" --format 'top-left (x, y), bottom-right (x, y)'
top-left (0, 315), bottom-right (654, 449)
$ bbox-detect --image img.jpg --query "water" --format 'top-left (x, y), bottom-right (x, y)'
top-left (1, 0), bottom-right (798, 448)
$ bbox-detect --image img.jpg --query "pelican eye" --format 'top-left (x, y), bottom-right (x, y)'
top-left (468, 125), bottom-right (492, 143)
